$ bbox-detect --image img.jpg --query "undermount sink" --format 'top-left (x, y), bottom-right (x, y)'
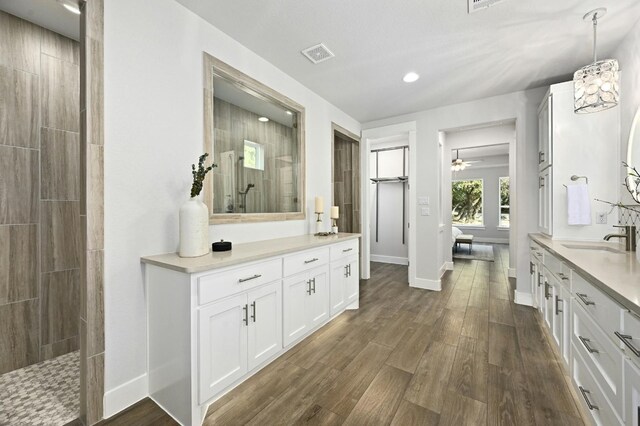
top-left (562, 244), bottom-right (626, 254)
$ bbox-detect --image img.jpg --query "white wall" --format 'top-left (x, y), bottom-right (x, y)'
top-left (451, 158), bottom-right (510, 243)
top-left (103, 0), bottom-right (360, 412)
top-left (614, 18), bottom-right (640, 205)
top-left (362, 88), bottom-right (546, 294)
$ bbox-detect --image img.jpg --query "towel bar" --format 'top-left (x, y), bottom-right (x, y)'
top-left (563, 175), bottom-right (589, 188)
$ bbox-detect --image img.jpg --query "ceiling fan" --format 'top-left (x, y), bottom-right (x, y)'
top-left (451, 149), bottom-right (482, 171)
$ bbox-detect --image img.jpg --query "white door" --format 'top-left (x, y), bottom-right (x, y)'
top-left (283, 272), bottom-right (311, 347)
top-left (346, 257), bottom-right (359, 304)
top-left (198, 293), bottom-right (248, 403)
top-left (308, 266), bottom-right (330, 328)
top-left (247, 281), bottom-right (282, 370)
top-left (330, 262), bottom-right (346, 315)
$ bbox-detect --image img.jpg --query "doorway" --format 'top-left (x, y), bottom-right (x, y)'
top-left (441, 122), bottom-right (516, 276)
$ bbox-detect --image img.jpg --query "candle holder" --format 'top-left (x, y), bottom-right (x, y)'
top-left (315, 212), bottom-right (323, 234)
top-left (331, 218), bottom-right (338, 234)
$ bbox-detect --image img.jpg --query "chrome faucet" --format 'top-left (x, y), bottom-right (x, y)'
top-left (604, 225), bottom-right (637, 252)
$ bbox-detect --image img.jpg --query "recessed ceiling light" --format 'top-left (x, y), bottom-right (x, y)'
top-left (403, 72), bottom-right (420, 83)
top-left (258, 117), bottom-right (269, 122)
top-left (58, 0), bottom-right (81, 14)
top-left (285, 110), bottom-right (293, 115)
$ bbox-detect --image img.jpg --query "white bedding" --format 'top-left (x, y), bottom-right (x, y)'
top-left (452, 227), bottom-right (463, 245)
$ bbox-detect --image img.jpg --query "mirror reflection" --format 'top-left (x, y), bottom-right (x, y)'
top-left (211, 75), bottom-right (301, 214)
top-left (626, 107), bottom-right (640, 203)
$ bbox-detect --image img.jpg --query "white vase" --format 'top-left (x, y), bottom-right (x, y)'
top-left (179, 196), bottom-right (209, 258)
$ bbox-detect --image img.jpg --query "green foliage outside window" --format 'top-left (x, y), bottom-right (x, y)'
top-left (499, 177), bottom-right (510, 228)
top-left (452, 179), bottom-right (483, 225)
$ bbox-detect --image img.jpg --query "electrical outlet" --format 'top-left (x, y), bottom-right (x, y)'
top-left (421, 207), bottom-right (430, 216)
top-left (596, 212), bottom-right (608, 224)
top-left (418, 197), bottom-right (429, 205)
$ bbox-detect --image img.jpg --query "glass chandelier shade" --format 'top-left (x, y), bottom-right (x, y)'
top-left (574, 8), bottom-right (619, 114)
top-left (574, 59), bottom-right (620, 113)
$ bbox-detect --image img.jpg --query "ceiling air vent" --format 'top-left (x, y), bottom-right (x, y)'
top-left (301, 43), bottom-right (335, 64)
top-left (468, 0), bottom-right (506, 14)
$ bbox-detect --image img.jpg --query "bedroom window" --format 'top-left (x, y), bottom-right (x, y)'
top-left (499, 176), bottom-right (510, 228)
top-left (452, 179), bottom-right (483, 226)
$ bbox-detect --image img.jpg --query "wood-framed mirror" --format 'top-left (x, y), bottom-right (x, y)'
top-left (203, 53), bottom-right (306, 223)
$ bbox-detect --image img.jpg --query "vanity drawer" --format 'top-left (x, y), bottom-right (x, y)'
top-left (572, 301), bottom-right (624, 415)
top-left (573, 272), bottom-right (624, 340)
top-left (571, 345), bottom-right (623, 426)
top-left (198, 259), bottom-right (282, 306)
top-left (529, 241), bottom-right (543, 261)
top-left (283, 247), bottom-right (329, 277)
top-left (619, 311), bottom-right (640, 368)
top-left (542, 251), bottom-right (568, 282)
top-left (330, 239), bottom-right (359, 261)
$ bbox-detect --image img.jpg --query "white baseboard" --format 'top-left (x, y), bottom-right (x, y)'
top-left (103, 373), bottom-right (148, 419)
top-left (508, 268), bottom-right (516, 278)
top-left (439, 262), bottom-right (454, 278)
top-left (475, 237), bottom-right (509, 244)
top-left (412, 277), bottom-right (441, 291)
top-left (370, 254), bottom-right (408, 265)
top-left (514, 290), bottom-right (533, 307)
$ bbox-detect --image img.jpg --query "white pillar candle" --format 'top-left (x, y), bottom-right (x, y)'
top-left (315, 196), bottom-right (324, 213)
top-left (331, 206), bottom-right (339, 219)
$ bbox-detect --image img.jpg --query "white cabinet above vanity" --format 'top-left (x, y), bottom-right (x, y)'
top-left (530, 234), bottom-right (640, 425)
top-left (537, 81), bottom-right (619, 239)
top-left (142, 234), bottom-right (360, 426)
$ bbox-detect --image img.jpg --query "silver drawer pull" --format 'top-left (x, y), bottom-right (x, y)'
top-left (251, 301), bottom-right (256, 322)
top-left (555, 296), bottom-right (562, 315)
top-left (615, 332), bottom-right (640, 357)
top-left (342, 248), bottom-right (353, 253)
top-left (557, 272), bottom-right (569, 281)
top-left (239, 274), bottom-right (262, 283)
top-left (578, 336), bottom-right (599, 354)
top-left (304, 258), bottom-right (319, 264)
top-left (578, 386), bottom-right (599, 411)
top-left (576, 293), bottom-right (595, 306)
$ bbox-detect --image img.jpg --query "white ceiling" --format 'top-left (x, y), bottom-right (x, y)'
top-left (0, 0), bottom-right (79, 40)
top-left (176, 0), bottom-right (640, 122)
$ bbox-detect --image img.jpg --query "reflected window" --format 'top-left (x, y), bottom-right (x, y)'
top-left (244, 140), bottom-right (264, 171)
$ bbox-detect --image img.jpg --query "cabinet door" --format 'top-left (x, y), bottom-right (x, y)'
top-left (538, 167), bottom-right (552, 236)
top-left (283, 272), bottom-right (311, 347)
top-left (551, 280), bottom-right (563, 350)
top-left (542, 271), bottom-right (553, 331)
top-left (558, 286), bottom-right (570, 368)
top-left (538, 93), bottom-right (552, 171)
top-left (530, 259), bottom-right (539, 308)
top-left (625, 358), bottom-right (640, 426)
top-left (330, 262), bottom-right (346, 316)
top-left (345, 258), bottom-right (359, 304)
top-left (536, 270), bottom-right (544, 315)
top-left (198, 294), bottom-right (248, 403)
top-left (308, 266), bottom-right (330, 328)
top-left (247, 281), bottom-right (282, 370)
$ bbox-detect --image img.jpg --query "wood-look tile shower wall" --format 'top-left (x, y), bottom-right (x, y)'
top-left (333, 133), bottom-right (360, 233)
top-left (0, 11), bottom-right (80, 374)
top-left (212, 98), bottom-right (299, 214)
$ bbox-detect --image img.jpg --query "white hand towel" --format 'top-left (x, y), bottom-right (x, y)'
top-left (567, 183), bottom-right (591, 226)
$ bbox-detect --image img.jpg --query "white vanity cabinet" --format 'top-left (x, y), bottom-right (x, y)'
top-left (283, 265), bottom-right (329, 347)
top-left (624, 359), bottom-right (640, 426)
top-left (143, 234), bottom-right (360, 426)
top-left (329, 239), bottom-right (360, 315)
top-left (198, 280), bottom-right (281, 403)
top-left (538, 92), bottom-right (552, 172)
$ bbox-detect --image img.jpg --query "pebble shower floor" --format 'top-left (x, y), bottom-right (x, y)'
top-left (0, 351), bottom-right (79, 426)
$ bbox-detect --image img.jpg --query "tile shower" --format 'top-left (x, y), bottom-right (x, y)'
top-left (0, 9), bottom-right (81, 423)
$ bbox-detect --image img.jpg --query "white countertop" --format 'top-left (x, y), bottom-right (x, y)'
top-left (141, 233), bottom-right (361, 274)
top-left (530, 233), bottom-right (640, 315)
